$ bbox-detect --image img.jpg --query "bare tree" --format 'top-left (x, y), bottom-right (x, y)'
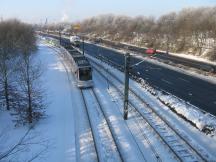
top-left (17, 54), bottom-right (46, 124)
top-left (157, 12), bottom-right (177, 53)
top-left (16, 25), bottom-right (46, 124)
top-left (0, 20), bottom-right (23, 111)
top-left (44, 6), bottom-right (216, 60)
top-left (209, 7), bottom-right (216, 60)
top-left (0, 19), bottom-right (46, 124)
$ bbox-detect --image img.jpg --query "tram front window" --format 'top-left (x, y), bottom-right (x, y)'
top-left (79, 68), bottom-right (92, 81)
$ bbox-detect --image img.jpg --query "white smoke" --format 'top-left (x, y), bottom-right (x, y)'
top-left (61, 12), bottom-right (70, 22)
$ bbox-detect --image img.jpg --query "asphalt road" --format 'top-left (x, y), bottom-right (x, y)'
top-left (154, 53), bottom-right (216, 72)
top-left (82, 42), bottom-right (216, 116)
top-left (88, 37), bottom-right (216, 72)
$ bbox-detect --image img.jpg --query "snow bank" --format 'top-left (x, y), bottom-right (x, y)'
top-left (158, 92), bottom-right (216, 131)
top-left (137, 77), bottom-right (216, 135)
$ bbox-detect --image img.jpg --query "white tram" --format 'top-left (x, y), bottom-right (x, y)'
top-left (66, 46), bottom-right (93, 88)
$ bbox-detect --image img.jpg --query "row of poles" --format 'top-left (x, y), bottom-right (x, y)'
top-left (58, 31), bottom-right (130, 120)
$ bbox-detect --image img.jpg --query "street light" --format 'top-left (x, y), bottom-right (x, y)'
top-left (123, 53), bottom-right (130, 120)
top-left (82, 35), bottom-right (84, 55)
top-left (59, 30), bottom-right (62, 45)
top-left (58, 25), bottom-right (63, 46)
top-left (123, 54), bottom-right (148, 120)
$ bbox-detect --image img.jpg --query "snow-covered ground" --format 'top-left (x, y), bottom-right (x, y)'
top-left (86, 55), bottom-right (216, 161)
top-left (76, 41), bottom-right (216, 159)
top-left (1, 39), bottom-right (216, 162)
top-left (0, 43), bottom-right (76, 162)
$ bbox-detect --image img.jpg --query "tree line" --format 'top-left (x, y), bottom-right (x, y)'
top-left (68, 7), bottom-right (216, 60)
top-left (0, 19), bottom-right (45, 125)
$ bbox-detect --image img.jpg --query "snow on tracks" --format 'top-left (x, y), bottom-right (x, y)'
top-left (80, 89), bottom-right (122, 162)
top-left (50, 43), bottom-right (146, 162)
top-left (90, 56), bottom-right (215, 162)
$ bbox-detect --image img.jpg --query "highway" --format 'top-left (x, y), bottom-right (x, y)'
top-left (42, 33), bottom-right (216, 116)
top-left (153, 53), bottom-right (216, 72)
top-left (87, 37), bottom-right (216, 73)
top-left (82, 42), bottom-right (216, 116)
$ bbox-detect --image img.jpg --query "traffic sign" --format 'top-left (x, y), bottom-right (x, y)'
top-left (73, 24), bottom-right (81, 30)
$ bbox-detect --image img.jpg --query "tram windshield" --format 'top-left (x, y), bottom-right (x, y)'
top-left (79, 67), bottom-right (92, 81)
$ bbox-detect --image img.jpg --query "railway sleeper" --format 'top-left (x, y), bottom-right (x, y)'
top-left (181, 156), bottom-right (198, 162)
top-left (180, 154), bottom-right (197, 161)
top-left (164, 135), bottom-right (175, 139)
top-left (168, 143), bottom-right (183, 149)
top-left (167, 139), bottom-right (178, 144)
top-left (158, 131), bottom-right (169, 136)
top-left (177, 149), bottom-right (190, 154)
top-left (155, 125), bottom-right (167, 130)
top-left (165, 138), bottom-right (177, 143)
top-left (181, 154), bottom-right (195, 158)
top-left (154, 124), bottom-right (164, 127)
top-left (174, 146), bottom-right (189, 152)
top-left (171, 142), bottom-right (184, 147)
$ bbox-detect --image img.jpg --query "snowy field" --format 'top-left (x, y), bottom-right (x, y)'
top-left (0, 44), bottom-right (76, 162)
top-left (1, 41), bottom-right (216, 162)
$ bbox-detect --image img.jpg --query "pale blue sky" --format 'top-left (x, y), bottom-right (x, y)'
top-left (0, 0), bottom-right (215, 23)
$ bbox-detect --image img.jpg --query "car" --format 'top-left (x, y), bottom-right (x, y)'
top-left (70, 36), bottom-right (81, 47)
top-left (145, 48), bottom-right (156, 55)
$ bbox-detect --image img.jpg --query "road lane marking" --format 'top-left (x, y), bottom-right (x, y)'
top-left (149, 67), bottom-right (161, 70)
top-left (178, 77), bottom-right (190, 83)
top-left (162, 79), bottom-right (173, 85)
top-left (188, 93), bottom-right (193, 96)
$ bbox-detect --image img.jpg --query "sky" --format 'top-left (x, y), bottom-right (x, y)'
top-left (0, 0), bottom-right (215, 24)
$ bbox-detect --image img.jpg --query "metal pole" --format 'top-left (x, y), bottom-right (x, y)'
top-left (82, 36), bottom-right (84, 55)
top-left (124, 53), bottom-right (130, 120)
top-left (107, 68), bottom-right (109, 90)
top-left (59, 30), bottom-right (61, 45)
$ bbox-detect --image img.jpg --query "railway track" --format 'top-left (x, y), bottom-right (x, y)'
top-left (53, 45), bottom-right (122, 162)
top-left (107, 87), bottom-right (164, 162)
top-left (80, 88), bottom-right (123, 162)
top-left (51, 43), bottom-right (152, 162)
top-left (49, 42), bottom-right (214, 161)
top-left (49, 45), bottom-right (99, 161)
top-left (89, 56), bottom-right (214, 162)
